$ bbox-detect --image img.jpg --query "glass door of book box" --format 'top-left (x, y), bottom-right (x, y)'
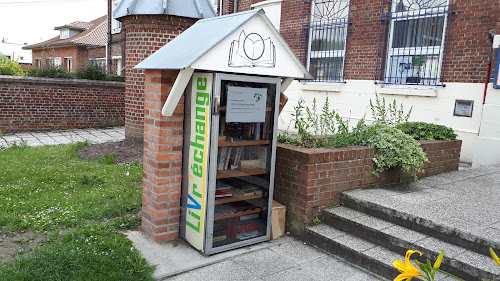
top-left (205, 73), bottom-right (280, 254)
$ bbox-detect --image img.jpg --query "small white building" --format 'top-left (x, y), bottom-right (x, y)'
top-left (0, 41), bottom-right (32, 64)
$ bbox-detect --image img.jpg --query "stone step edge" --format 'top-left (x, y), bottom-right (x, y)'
top-left (323, 207), bottom-right (493, 280)
top-left (306, 225), bottom-right (451, 281)
top-left (341, 192), bottom-right (500, 257)
top-left (305, 225), bottom-right (398, 281)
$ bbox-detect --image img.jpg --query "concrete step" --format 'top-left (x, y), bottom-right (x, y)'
top-left (341, 191), bottom-right (500, 257)
top-left (323, 206), bottom-right (500, 280)
top-left (306, 224), bottom-right (456, 281)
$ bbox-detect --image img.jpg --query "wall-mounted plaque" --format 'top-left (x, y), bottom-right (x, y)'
top-left (454, 100), bottom-right (474, 117)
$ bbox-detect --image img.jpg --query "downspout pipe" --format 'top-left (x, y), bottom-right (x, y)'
top-left (477, 30), bottom-right (495, 136)
top-left (233, 0), bottom-right (238, 13)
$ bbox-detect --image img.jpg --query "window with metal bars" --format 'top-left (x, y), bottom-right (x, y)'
top-left (376, 0), bottom-right (453, 86)
top-left (301, 0), bottom-right (351, 82)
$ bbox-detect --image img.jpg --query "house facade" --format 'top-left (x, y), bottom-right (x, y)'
top-left (218, 0), bottom-right (500, 164)
top-left (23, 16), bottom-right (110, 72)
top-left (0, 40), bottom-right (32, 68)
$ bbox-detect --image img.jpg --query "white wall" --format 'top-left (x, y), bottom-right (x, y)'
top-left (280, 80), bottom-right (485, 163)
top-left (472, 83), bottom-right (500, 167)
top-left (251, 0), bottom-right (282, 31)
top-left (0, 42), bottom-right (32, 64)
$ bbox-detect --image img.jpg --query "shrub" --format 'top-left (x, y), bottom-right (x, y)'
top-left (106, 74), bottom-right (125, 82)
top-left (74, 62), bottom-right (107, 81)
top-left (358, 123), bottom-right (428, 178)
top-left (28, 65), bottom-right (73, 79)
top-left (397, 122), bottom-right (457, 141)
top-left (0, 54), bottom-right (25, 76)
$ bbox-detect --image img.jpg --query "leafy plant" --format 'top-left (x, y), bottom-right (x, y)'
top-left (288, 97), bottom-right (360, 148)
top-left (358, 123), bottom-right (428, 179)
top-left (28, 65), bottom-right (73, 79)
top-left (73, 140), bottom-right (89, 151)
top-left (74, 62), bottom-right (107, 81)
top-left (370, 93), bottom-right (412, 127)
top-left (0, 54), bottom-right (25, 76)
top-left (312, 217), bottom-right (322, 225)
top-left (106, 74), bottom-right (125, 82)
top-left (397, 122), bottom-right (457, 141)
top-left (99, 153), bottom-right (117, 165)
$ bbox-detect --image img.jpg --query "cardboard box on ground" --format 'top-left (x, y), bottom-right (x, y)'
top-left (271, 200), bottom-right (286, 239)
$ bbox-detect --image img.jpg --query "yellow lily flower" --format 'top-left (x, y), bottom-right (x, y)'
top-left (491, 248), bottom-right (500, 267)
top-left (393, 250), bottom-right (425, 281)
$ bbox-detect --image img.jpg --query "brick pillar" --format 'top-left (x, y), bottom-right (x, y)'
top-left (122, 15), bottom-right (197, 141)
top-left (142, 69), bottom-right (185, 241)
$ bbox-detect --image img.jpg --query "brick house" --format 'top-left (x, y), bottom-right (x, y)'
top-left (217, 0), bottom-right (500, 165)
top-left (112, 0), bottom-right (217, 140)
top-left (23, 16), bottom-right (110, 72)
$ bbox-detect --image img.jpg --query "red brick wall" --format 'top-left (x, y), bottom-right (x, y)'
top-left (141, 69), bottom-right (184, 242)
top-left (274, 140), bottom-right (462, 234)
top-left (444, 0), bottom-right (499, 83)
top-left (237, 0), bottom-right (261, 12)
top-left (88, 46), bottom-right (106, 60)
top-left (221, 0), bottom-right (235, 15)
top-left (223, 0), bottom-right (498, 84)
top-left (0, 76), bottom-right (125, 133)
top-left (279, 0), bottom-right (305, 62)
top-left (121, 15), bottom-right (197, 141)
top-left (31, 46), bottom-right (88, 70)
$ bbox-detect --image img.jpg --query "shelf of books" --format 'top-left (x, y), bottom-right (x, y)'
top-left (218, 140), bottom-right (271, 147)
top-left (214, 208), bottom-right (261, 221)
top-left (219, 106), bottom-right (272, 112)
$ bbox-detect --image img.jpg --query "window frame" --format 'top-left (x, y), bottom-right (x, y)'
top-left (381, 1), bottom-right (452, 87)
top-left (302, 0), bottom-right (351, 83)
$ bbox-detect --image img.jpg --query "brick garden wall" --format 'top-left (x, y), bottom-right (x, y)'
top-left (274, 140), bottom-right (462, 235)
top-left (0, 76), bottom-right (125, 133)
top-left (121, 15), bottom-right (197, 141)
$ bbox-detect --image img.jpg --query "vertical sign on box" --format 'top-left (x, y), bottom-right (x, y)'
top-left (185, 73), bottom-right (212, 251)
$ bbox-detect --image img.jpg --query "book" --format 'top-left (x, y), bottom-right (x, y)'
top-left (213, 235), bottom-right (227, 242)
top-left (224, 147), bottom-right (232, 170)
top-left (240, 213), bottom-right (259, 221)
top-left (236, 230), bottom-right (261, 240)
top-left (253, 123), bottom-right (261, 140)
top-left (215, 190), bottom-right (233, 198)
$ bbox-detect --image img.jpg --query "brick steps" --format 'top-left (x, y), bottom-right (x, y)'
top-left (304, 199), bottom-right (500, 280)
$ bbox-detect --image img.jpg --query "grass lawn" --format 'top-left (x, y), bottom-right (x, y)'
top-left (0, 142), bottom-right (155, 281)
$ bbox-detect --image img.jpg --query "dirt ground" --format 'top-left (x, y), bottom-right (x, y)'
top-left (77, 140), bottom-right (143, 164)
top-left (0, 231), bottom-right (46, 263)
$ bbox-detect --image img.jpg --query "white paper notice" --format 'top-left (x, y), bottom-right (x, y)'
top-left (226, 86), bottom-right (267, 123)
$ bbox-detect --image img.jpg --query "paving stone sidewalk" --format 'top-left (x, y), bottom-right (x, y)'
top-left (126, 232), bottom-right (387, 281)
top-left (0, 127), bottom-right (125, 147)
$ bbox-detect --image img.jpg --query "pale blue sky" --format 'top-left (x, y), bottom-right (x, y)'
top-left (0, 0), bottom-right (107, 44)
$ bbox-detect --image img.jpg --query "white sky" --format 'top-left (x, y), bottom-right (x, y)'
top-left (0, 0), bottom-right (108, 45)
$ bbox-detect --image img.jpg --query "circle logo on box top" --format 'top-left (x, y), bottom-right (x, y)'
top-left (243, 33), bottom-right (265, 61)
